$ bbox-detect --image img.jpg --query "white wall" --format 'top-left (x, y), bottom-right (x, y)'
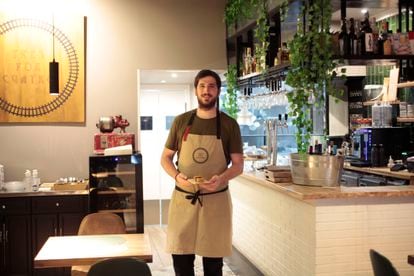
top-left (0, 0), bottom-right (227, 182)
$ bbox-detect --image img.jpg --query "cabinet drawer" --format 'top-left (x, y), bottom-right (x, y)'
top-left (32, 196), bottom-right (87, 214)
top-left (0, 197), bottom-right (31, 214)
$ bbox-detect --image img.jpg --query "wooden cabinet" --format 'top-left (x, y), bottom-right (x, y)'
top-left (0, 197), bottom-right (32, 276)
top-left (31, 196), bottom-right (88, 276)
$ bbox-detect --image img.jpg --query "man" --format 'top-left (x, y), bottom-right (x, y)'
top-left (160, 69), bottom-right (244, 276)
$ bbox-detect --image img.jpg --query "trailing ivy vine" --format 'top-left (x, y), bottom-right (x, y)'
top-left (285, 0), bottom-right (342, 154)
top-left (254, 1), bottom-right (269, 73)
top-left (223, 64), bottom-right (239, 119)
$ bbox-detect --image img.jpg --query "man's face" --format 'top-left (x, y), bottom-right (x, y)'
top-left (196, 76), bottom-right (219, 110)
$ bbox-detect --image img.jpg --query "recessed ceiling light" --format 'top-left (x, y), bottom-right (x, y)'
top-left (361, 8), bottom-right (367, 14)
top-left (171, 73), bottom-right (178, 78)
top-left (160, 80), bottom-right (166, 83)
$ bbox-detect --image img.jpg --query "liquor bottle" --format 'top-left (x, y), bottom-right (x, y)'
top-left (363, 12), bottom-right (373, 54)
top-left (243, 47), bottom-right (252, 75)
top-left (338, 18), bottom-right (350, 56)
top-left (358, 18), bottom-right (366, 55)
top-left (349, 18), bottom-right (358, 55)
top-left (371, 17), bottom-right (379, 54)
top-left (355, 20), bottom-right (362, 55)
top-left (377, 21), bottom-right (386, 55)
top-left (383, 21), bottom-right (392, 55)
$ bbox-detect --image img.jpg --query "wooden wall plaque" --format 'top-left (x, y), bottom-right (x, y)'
top-left (0, 14), bottom-right (85, 123)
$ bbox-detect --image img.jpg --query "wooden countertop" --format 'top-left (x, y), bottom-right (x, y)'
top-left (238, 171), bottom-right (414, 201)
top-left (0, 190), bottom-right (88, 198)
top-left (344, 163), bottom-right (414, 182)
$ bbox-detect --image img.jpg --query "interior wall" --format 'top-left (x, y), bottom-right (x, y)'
top-left (0, 0), bottom-right (227, 182)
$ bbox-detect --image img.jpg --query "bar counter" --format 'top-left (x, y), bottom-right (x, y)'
top-left (230, 172), bottom-right (414, 276)
top-left (240, 171), bottom-right (414, 201)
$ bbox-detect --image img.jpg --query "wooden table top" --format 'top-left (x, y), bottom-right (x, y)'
top-left (34, 233), bottom-right (152, 268)
top-left (409, 255), bottom-right (414, 265)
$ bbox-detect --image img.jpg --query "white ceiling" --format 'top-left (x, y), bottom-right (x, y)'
top-left (140, 69), bottom-right (226, 85)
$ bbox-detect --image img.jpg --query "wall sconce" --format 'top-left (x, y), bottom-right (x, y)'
top-left (49, 15), bottom-right (59, 95)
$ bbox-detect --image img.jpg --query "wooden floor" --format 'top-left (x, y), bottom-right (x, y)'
top-left (145, 225), bottom-right (263, 275)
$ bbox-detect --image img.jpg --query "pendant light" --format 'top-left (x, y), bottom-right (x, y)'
top-left (49, 15), bottom-right (59, 95)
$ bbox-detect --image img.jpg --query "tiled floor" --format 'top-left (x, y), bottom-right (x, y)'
top-left (145, 225), bottom-right (263, 276)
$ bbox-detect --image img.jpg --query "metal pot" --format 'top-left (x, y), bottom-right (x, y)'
top-left (96, 116), bottom-right (115, 133)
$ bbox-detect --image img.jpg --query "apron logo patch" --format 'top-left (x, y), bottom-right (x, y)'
top-left (192, 147), bottom-right (209, 164)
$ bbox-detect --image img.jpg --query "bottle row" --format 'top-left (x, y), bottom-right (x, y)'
top-left (335, 12), bottom-right (414, 57)
top-left (241, 44), bottom-right (289, 77)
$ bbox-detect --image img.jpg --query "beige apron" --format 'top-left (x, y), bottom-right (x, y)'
top-left (166, 115), bottom-right (232, 257)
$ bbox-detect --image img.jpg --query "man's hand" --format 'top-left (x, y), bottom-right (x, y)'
top-left (175, 172), bottom-right (192, 187)
top-left (200, 175), bottom-right (222, 192)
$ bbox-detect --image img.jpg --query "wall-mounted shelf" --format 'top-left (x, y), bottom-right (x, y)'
top-left (363, 100), bottom-right (400, 106)
top-left (97, 209), bottom-right (136, 213)
top-left (397, 117), bottom-right (414, 123)
top-left (397, 81), bottom-right (414, 88)
top-left (91, 171), bottom-right (135, 178)
top-left (237, 63), bottom-right (290, 88)
top-left (334, 54), bottom-right (414, 60)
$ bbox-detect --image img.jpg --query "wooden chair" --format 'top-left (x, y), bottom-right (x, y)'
top-left (71, 213), bottom-right (126, 276)
top-left (369, 249), bottom-right (400, 276)
top-left (87, 257), bottom-right (151, 276)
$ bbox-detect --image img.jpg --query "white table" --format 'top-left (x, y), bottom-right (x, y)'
top-left (34, 233), bottom-right (152, 268)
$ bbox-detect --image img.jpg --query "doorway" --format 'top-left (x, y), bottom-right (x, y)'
top-left (138, 69), bottom-right (199, 225)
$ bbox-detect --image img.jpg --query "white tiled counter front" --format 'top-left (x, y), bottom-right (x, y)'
top-left (230, 172), bottom-right (414, 276)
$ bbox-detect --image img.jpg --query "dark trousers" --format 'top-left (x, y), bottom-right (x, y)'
top-left (172, 254), bottom-right (223, 276)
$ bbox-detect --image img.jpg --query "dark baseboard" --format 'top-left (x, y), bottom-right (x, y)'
top-left (224, 246), bottom-right (264, 276)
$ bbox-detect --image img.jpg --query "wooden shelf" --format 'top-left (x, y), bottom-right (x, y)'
top-left (97, 209), bottom-right (136, 213)
top-left (91, 171), bottom-right (135, 178)
top-left (237, 63), bottom-right (290, 87)
top-left (397, 117), bottom-right (414, 123)
top-left (397, 81), bottom-right (414, 89)
top-left (95, 189), bottom-right (135, 195)
top-left (334, 54), bottom-right (414, 60)
top-left (363, 100), bottom-right (400, 106)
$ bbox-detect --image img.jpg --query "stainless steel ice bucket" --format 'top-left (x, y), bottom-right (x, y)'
top-left (289, 153), bottom-right (344, 187)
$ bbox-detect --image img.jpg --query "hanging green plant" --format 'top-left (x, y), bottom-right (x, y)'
top-left (222, 64), bottom-right (239, 119)
top-left (254, 0), bottom-right (269, 73)
top-left (285, 0), bottom-right (343, 154)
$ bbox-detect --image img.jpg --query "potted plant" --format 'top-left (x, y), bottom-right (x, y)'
top-left (285, 0), bottom-right (345, 186)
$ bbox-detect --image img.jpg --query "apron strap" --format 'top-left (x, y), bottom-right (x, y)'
top-left (183, 111), bottom-right (197, 142)
top-left (182, 109), bottom-right (221, 142)
top-left (175, 185), bottom-right (228, 207)
top-left (216, 109), bottom-right (221, 139)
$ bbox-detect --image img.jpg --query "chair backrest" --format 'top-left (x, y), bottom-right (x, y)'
top-left (87, 257), bottom-right (152, 276)
top-left (369, 249), bottom-right (399, 276)
top-left (78, 213), bottom-right (126, 235)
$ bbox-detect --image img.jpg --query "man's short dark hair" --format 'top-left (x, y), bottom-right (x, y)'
top-left (194, 69), bottom-right (221, 90)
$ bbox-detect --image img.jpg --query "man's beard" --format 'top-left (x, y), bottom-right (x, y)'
top-left (197, 95), bottom-right (217, 110)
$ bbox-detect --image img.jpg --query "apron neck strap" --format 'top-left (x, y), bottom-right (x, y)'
top-left (216, 109), bottom-right (221, 139)
top-left (182, 109), bottom-right (221, 141)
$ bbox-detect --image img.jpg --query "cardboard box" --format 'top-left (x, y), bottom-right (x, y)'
top-left (94, 133), bottom-right (135, 154)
